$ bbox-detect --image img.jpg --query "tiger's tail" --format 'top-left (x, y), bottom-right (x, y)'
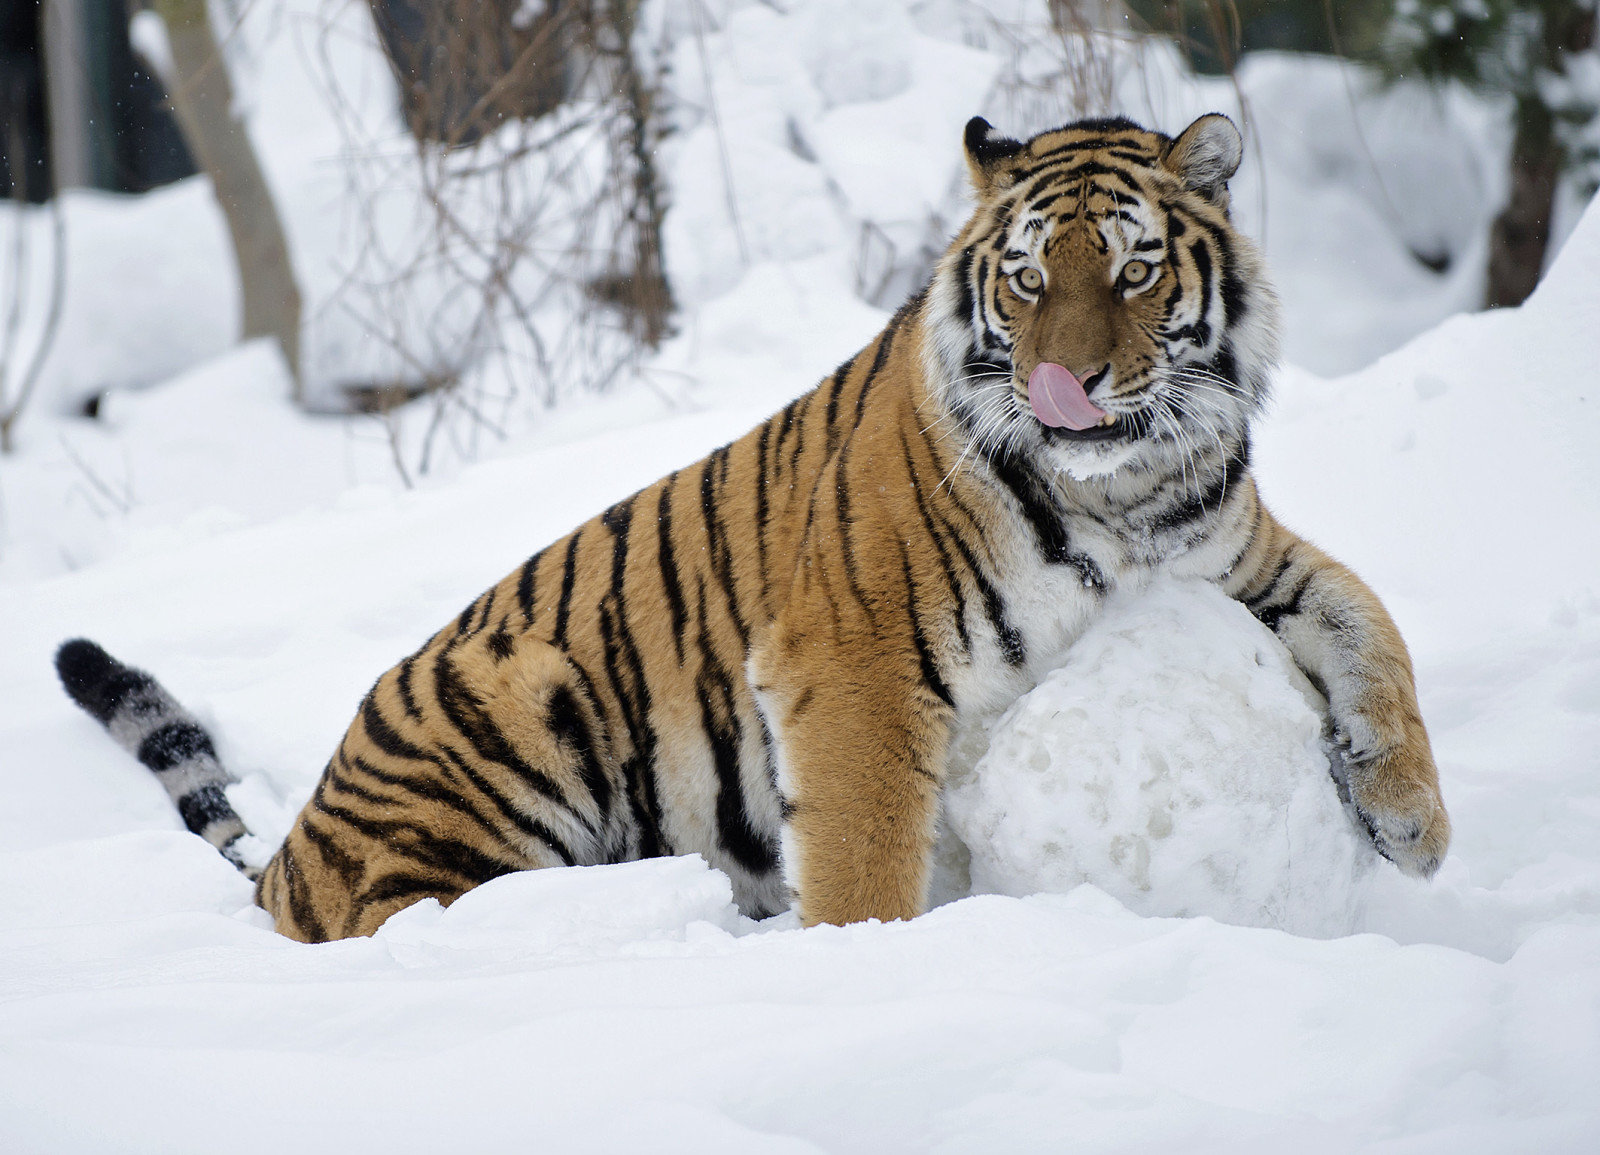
top-left (54, 639), bottom-right (262, 880)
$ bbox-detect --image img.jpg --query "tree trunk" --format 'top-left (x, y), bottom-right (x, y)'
top-left (1485, 6), bottom-right (1596, 310)
top-left (595, 0), bottom-right (673, 348)
top-left (154, 0), bottom-right (302, 395)
top-left (1485, 104), bottom-right (1560, 310)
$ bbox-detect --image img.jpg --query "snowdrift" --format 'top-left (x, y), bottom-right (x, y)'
top-left (2, 185), bottom-right (1597, 1155)
top-left (1, 0), bottom-right (1597, 1148)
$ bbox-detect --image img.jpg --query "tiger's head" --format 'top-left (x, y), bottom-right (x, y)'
top-left (924, 113), bottom-right (1281, 480)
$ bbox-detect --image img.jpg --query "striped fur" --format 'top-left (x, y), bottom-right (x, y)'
top-left (59, 114), bottom-right (1448, 942)
top-left (55, 639), bottom-right (258, 877)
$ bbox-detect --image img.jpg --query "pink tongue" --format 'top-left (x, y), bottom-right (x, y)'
top-left (1028, 362), bottom-right (1108, 430)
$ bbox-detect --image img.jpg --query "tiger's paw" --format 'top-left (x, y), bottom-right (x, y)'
top-left (1331, 724), bottom-right (1450, 878)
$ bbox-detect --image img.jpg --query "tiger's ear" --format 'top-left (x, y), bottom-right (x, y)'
top-left (1163, 113), bottom-right (1242, 204)
top-left (964, 117), bottom-right (1025, 199)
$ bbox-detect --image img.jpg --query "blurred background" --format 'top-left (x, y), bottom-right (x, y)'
top-left (0, 0), bottom-right (1596, 571)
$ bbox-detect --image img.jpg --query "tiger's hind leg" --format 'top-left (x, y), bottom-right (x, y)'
top-left (259, 633), bottom-right (632, 942)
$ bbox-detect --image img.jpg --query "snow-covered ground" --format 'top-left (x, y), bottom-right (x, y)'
top-left (2, 1), bottom-right (1598, 1150)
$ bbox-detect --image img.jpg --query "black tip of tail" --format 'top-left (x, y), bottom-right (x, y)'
top-left (54, 638), bottom-right (154, 724)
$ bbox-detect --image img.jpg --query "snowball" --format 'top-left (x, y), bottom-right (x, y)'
top-left (945, 578), bottom-right (1378, 937)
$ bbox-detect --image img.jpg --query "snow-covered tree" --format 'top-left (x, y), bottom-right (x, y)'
top-left (1383, 0), bottom-right (1599, 307)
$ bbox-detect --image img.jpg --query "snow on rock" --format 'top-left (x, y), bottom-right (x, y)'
top-left (947, 578), bottom-right (1377, 937)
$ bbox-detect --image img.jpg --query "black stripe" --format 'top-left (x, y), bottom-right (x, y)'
top-left (697, 681), bottom-right (778, 877)
top-left (986, 451), bottom-right (1106, 591)
top-left (1160, 233), bottom-right (1187, 317)
top-left (337, 748), bottom-right (522, 849)
top-left (592, 559), bottom-right (659, 842)
top-left (775, 396), bottom-right (799, 462)
top-left (551, 530), bottom-right (582, 648)
top-left (693, 583), bottom-right (778, 876)
top-left (832, 437), bottom-right (876, 620)
top-left (1244, 554), bottom-right (1295, 610)
top-left (1220, 248), bottom-right (1247, 324)
top-left (823, 355), bottom-right (857, 459)
top-left (986, 451), bottom-right (1073, 565)
top-left (855, 321), bottom-right (897, 422)
top-left (897, 541), bottom-right (954, 708)
top-left (947, 525), bottom-right (1025, 666)
top-left (295, 812), bottom-right (363, 887)
top-left (789, 391), bottom-right (814, 467)
top-left (1256, 572), bottom-right (1313, 633)
top-left (953, 245), bottom-right (976, 329)
top-left (280, 845), bottom-right (329, 942)
top-left (340, 750), bottom-right (481, 816)
top-left (431, 645), bottom-right (587, 824)
top-left (351, 875), bottom-right (458, 924)
top-left (601, 496), bottom-right (635, 604)
top-left (176, 783), bottom-right (235, 835)
top-left (487, 624), bottom-right (515, 661)
top-left (546, 685), bottom-right (614, 820)
top-left (1030, 128), bottom-right (1149, 160)
top-left (573, 643), bottom-right (664, 859)
top-left (360, 693), bottom-right (435, 763)
top-left (1189, 238), bottom-right (1214, 336)
top-left (930, 468), bottom-right (1030, 664)
top-left (754, 422), bottom-right (772, 595)
top-left (1151, 442), bottom-right (1251, 532)
top-left (1212, 342), bottom-right (1241, 389)
top-left (314, 793), bottom-right (517, 889)
top-left (435, 743), bottom-right (579, 866)
top-left (137, 720), bottom-right (217, 772)
top-left (594, 609), bottom-right (647, 823)
top-left (516, 550), bottom-right (542, 623)
top-left (396, 657), bottom-right (423, 720)
top-left (1056, 159), bottom-right (1145, 188)
top-left (655, 475), bottom-right (689, 664)
top-left (700, 446), bottom-right (750, 649)
top-left (899, 430), bottom-right (969, 654)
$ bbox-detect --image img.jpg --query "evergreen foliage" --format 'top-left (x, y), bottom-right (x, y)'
top-left (1383, 0), bottom-right (1598, 187)
top-left (1381, 0), bottom-right (1597, 305)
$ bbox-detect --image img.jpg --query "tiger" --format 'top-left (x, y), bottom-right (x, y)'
top-left (56, 112), bottom-right (1450, 943)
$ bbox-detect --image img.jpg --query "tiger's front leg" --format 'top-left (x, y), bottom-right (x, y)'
top-left (1228, 506), bottom-right (1450, 876)
top-left (750, 613), bottom-right (956, 928)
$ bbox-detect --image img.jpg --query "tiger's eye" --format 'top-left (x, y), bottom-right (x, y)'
top-left (1015, 267), bottom-right (1043, 293)
top-left (1121, 260), bottom-right (1152, 287)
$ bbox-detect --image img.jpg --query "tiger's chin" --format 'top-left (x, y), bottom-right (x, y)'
top-left (1045, 435), bottom-right (1143, 480)
top-left (1013, 400), bottom-right (1160, 480)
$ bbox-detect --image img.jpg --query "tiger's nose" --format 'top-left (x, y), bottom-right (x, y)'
top-left (1077, 364), bottom-right (1112, 398)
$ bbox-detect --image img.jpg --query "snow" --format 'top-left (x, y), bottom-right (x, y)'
top-left (945, 578), bottom-right (1379, 939)
top-left (2, 0), bottom-right (1599, 1149)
